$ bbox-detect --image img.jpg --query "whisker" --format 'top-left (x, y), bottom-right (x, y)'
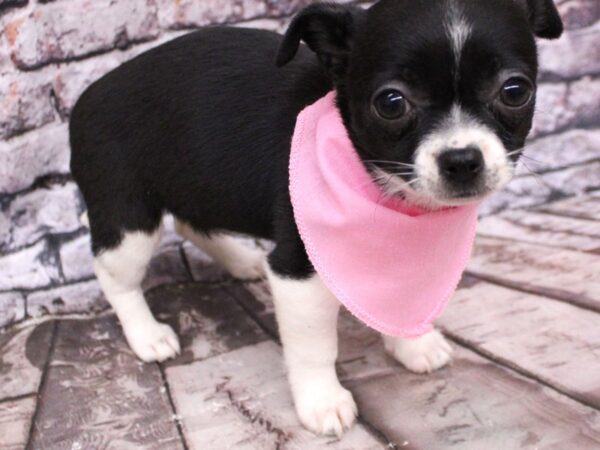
top-left (364, 159), bottom-right (416, 168)
top-left (387, 172), bottom-right (414, 176)
top-left (506, 149), bottom-right (523, 158)
top-left (507, 149), bottom-right (548, 168)
top-left (370, 169), bottom-right (414, 180)
top-left (519, 153), bottom-right (547, 165)
top-left (519, 161), bottom-right (546, 187)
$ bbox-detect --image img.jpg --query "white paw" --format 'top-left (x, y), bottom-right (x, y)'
top-left (294, 382), bottom-right (358, 437)
top-left (124, 321), bottom-right (181, 362)
top-left (225, 247), bottom-right (266, 280)
top-left (383, 329), bottom-right (453, 373)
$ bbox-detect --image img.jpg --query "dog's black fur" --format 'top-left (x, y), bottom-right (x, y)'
top-left (71, 26), bottom-right (328, 277)
top-left (70, 0), bottom-right (562, 279)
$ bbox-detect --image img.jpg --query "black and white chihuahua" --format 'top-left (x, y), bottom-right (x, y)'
top-left (70, 0), bottom-right (563, 437)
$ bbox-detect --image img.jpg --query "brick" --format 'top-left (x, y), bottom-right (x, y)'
top-left (518, 129), bottom-right (600, 175)
top-left (558, 0), bottom-right (600, 30)
top-left (531, 78), bottom-right (600, 138)
top-left (27, 279), bottom-right (107, 317)
top-left (148, 283), bottom-right (268, 367)
top-left (28, 316), bottom-right (184, 450)
top-left (531, 82), bottom-right (569, 138)
top-left (5, 0), bottom-right (160, 70)
top-left (0, 26), bottom-right (14, 75)
top-left (480, 174), bottom-right (554, 215)
top-left (0, 240), bottom-right (60, 291)
top-left (264, 0), bottom-right (311, 17)
top-left (0, 292), bottom-right (25, 328)
top-left (542, 160), bottom-right (600, 196)
top-left (52, 52), bottom-right (123, 118)
top-left (0, 122), bottom-right (69, 193)
top-left (264, 0), bottom-right (366, 16)
top-left (157, 0), bottom-right (267, 30)
top-left (0, 321), bottom-right (54, 400)
top-left (165, 341), bottom-right (382, 449)
top-left (181, 241), bottom-right (230, 283)
top-left (143, 245), bottom-right (191, 291)
top-left (23, 0), bottom-right (351, 119)
top-left (539, 22), bottom-right (600, 80)
top-left (0, 213), bottom-right (9, 252)
top-left (565, 76), bottom-right (600, 128)
top-left (235, 16), bottom-right (292, 34)
top-left (59, 233), bottom-right (94, 282)
top-left (3, 182), bottom-right (82, 252)
top-left (52, 30), bottom-right (191, 117)
top-left (0, 397), bottom-right (36, 450)
top-left (484, 157), bottom-right (600, 216)
top-left (0, 0), bottom-right (26, 9)
top-left (122, 29), bottom-right (187, 58)
top-left (0, 72), bottom-right (55, 139)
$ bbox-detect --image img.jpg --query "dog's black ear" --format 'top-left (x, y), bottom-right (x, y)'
top-left (276, 3), bottom-right (365, 68)
top-left (518, 0), bottom-right (563, 39)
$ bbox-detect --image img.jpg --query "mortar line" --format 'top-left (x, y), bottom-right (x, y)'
top-left (25, 320), bottom-right (58, 450)
top-left (157, 364), bottom-right (190, 450)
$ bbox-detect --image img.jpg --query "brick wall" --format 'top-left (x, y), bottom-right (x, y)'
top-left (0, 0), bottom-right (599, 328)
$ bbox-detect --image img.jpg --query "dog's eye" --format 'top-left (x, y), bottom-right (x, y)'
top-left (374, 89), bottom-right (408, 120)
top-left (500, 78), bottom-right (533, 108)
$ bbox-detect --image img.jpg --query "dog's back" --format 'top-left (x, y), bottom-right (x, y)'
top-left (70, 27), bottom-right (330, 250)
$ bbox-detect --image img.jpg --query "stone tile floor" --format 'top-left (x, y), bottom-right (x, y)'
top-left (2, 193), bottom-right (600, 449)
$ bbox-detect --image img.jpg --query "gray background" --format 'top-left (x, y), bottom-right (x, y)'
top-left (1, 0), bottom-right (599, 328)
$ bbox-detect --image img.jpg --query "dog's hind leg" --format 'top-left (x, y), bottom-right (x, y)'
top-left (93, 223), bottom-right (181, 362)
top-left (174, 219), bottom-right (266, 280)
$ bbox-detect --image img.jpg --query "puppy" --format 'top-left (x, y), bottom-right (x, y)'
top-left (70, 0), bottom-right (563, 437)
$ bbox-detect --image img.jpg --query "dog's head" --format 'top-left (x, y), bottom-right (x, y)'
top-left (278, 0), bottom-right (562, 209)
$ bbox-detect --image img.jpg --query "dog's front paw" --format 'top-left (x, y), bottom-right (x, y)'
top-left (293, 381), bottom-right (358, 437)
top-left (383, 329), bottom-right (453, 373)
top-left (124, 320), bottom-right (181, 362)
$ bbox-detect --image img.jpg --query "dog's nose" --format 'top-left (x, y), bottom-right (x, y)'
top-left (438, 147), bottom-right (484, 183)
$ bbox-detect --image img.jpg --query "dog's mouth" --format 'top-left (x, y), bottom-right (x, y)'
top-left (371, 163), bottom-right (512, 210)
top-left (426, 184), bottom-right (495, 206)
top-left (368, 122), bottom-right (517, 209)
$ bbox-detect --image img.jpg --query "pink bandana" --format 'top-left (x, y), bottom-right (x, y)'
top-left (289, 92), bottom-right (479, 337)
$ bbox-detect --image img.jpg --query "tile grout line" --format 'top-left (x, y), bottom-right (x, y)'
top-left (223, 283), bottom-right (279, 341)
top-left (442, 329), bottom-right (600, 413)
top-left (476, 232), bottom-right (600, 255)
top-left (157, 363), bottom-right (190, 450)
top-left (178, 243), bottom-right (195, 282)
top-left (464, 270), bottom-right (600, 315)
top-left (532, 208), bottom-right (600, 223)
top-left (0, 274), bottom-right (97, 296)
top-left (25, 320), bottom-right (59, 450)
top-left (0, 391), bottom-right (37, 406)
top-left (358, 419), bottom-right (403, 450)
top-left (484, 213), bottom-right (600, 238)
top-left (224, 282), bottom-right (397, 448)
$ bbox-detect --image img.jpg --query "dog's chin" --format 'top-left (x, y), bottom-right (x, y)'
top-left (402, 187), bottom-right (488, 210)
top-left (428, 190), bottom-right (490, 207)
top-left (372, 167), bottom-right (516, 210)
top-left (406, 179), bottom-right (507, 209)
top-left (374, 171), bottom-right (499, 210)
